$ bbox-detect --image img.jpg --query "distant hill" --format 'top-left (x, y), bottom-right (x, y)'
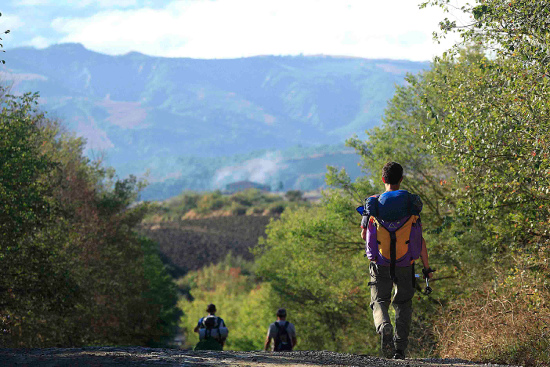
top-left (1, 44), bottom-right (427, 199)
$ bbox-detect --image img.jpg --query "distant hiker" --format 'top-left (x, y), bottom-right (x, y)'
top-left (194, 303), bottom-right (229, 351)
top-left (264, 308), bottom-right (297, 352)
top-left (360, 162), bottom-right (434, 360)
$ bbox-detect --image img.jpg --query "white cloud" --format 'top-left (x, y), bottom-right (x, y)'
top-left (0, 14), bottom-right (24, 30)
top-left (13, 0), bottom-right (50, 6)
top-left (51, 0), bottom-right (468, 61)
top-left (28, 36), bottom-right (51, 48)
top-left (93, 0), bottom-right (139, 9)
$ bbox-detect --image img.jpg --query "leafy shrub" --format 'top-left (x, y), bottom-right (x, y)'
top-left (229, 202), bottom-right (247, 216)
top-left (265, 202), bottom-right (286, 215)
top-left (246, 206), bottom-right (265, 215)
top-left (196, 191), bottom-right (226, 213)
top-left (167, 192), bottom-right (201, 217)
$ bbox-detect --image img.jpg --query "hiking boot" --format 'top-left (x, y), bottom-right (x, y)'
top-left (393, 349), bottom-right (405, 359)
top-left (380, 324), bottom-right (394, 359)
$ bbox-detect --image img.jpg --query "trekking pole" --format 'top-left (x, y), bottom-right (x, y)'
top-left (421, 267), bottom-right (435, 295)
top-left (424, 276), bottom-right (432, 295)
top-left (415, 269), bottom-right (434, 295)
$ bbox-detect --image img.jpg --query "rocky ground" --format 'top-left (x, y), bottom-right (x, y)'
top-left (0, 347), bottom-right (518, 367)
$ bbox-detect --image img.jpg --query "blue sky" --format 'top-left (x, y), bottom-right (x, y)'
top-left (1, 0), bottom-right (467, 61)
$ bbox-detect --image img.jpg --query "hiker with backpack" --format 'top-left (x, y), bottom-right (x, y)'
top-left (193, 303), bottom-right (229, 351)
top-left (264, 308), bottom-right (297, 352)
top-left (360, 162), bottom-right (434, 360)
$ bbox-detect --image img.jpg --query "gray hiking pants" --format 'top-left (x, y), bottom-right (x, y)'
top-left (369, 262), bottom-right (415, 352)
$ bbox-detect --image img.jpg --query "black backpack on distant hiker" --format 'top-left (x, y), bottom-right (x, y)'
top-left (274, 321), bottom-right (293, 351)
top-left (202, 315), bottom-right (220, 330)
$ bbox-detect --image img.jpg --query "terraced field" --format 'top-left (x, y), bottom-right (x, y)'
top-left (140, 215), bottom-right (273, 277)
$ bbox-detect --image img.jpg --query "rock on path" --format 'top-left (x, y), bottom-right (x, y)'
top-left (0, 347), bottom-right (517, 367)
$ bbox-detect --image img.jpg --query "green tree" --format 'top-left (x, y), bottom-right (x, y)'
top-left (0, 91), bottom-right (54, 243)
top-left (418, 1), bottom-right (550, 250)
top-left (0, 91), bottom-right (71, 346)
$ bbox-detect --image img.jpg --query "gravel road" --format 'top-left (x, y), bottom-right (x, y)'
top-left (0, 347), bottom-right (518, 367)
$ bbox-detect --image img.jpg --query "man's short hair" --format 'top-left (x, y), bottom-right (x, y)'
top-left (276, 308), bottom-right (286, 317)
top-left (206, 303), bottom-right (216, 313)
top-left (382, 162), bottom-right (403, 185)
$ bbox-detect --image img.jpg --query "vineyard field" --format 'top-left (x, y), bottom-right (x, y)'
top-left (139, 215), bottom-right (273, 277)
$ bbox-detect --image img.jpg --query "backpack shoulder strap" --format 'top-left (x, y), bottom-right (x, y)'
top-left (408, 193), bottom-right (423, 215)
top-left (364, 194), bottom-right (381, 231)
top-left (274, 323), bottom-right (281, 339)
top-left (215, 317), bottom-right (221, 338)
top-left (365, 195), bottom-right (380, 218)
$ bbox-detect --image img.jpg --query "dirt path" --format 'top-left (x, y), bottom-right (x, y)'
top-left (0, 347), bottom-right (516, 367)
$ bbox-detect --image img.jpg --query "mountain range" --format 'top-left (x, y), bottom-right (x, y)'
top-left (1, 44), bottom-right (427, 200)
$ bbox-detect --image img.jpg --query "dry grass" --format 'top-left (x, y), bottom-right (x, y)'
top-left (435, 279), bottom-right (550, 366)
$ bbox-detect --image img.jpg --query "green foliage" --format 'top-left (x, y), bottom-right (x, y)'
top-left (0, 91), bottom-right (54, 243)
top-left (423, 0), bottom-right (550, 73)
top-left (415, 0), bottom-right (550, 254)
top-left (140, 237), bottom-right (182, 346)
top-left (408, 49), bottom-right (548, 252)
top-left (231, 189), bottom-right (281, 207)
top-left (0, 90), bottom-right (73, 346)
top-left (194, 191), bottom-right (224, 213)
